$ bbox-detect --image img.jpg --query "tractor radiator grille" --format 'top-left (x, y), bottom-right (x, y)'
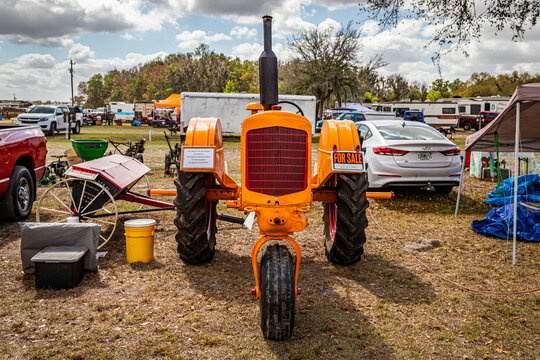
top-left (246, 126), bottom-right (308, 196)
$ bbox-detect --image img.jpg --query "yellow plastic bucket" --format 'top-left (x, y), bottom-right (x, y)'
top-left (124, 219), bottom-right (156, 263)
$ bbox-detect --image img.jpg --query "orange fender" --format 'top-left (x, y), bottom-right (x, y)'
top-left (182, 117), bottom-right (237, 189)
top-left (312, 119), bottom-right (362, 188)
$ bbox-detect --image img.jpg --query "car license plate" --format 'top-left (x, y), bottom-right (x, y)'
top-left (418, 152), bottom-right (432, 160)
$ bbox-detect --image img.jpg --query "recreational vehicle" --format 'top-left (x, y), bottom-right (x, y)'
top-left (107, 102), bottom-right (135, 122)
top-left (371, 101), bottom-right (458, 134)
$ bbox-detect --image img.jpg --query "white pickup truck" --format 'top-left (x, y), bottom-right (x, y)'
top-left (16, 105), bottom-right (82, 136)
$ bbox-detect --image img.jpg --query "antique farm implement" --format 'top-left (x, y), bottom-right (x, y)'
top-left (36, 154), bottom-right (174, 248)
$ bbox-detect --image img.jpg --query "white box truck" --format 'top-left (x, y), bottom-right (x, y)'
top-left (180, 92), bottom-right (317, 134)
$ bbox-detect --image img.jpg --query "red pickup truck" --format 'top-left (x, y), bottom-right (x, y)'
top-left (458, 111), bottom-right (499, 131)
top-left (0, 125), bottom-right (47, 221)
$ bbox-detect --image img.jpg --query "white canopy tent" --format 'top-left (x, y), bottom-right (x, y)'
top-left (454, 83), bottom-right (540, 265)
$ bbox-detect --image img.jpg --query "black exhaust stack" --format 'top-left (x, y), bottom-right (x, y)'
top-left (259, 15), bottom-right (278, 111)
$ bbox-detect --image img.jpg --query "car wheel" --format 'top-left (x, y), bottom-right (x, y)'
top-left (48, 122), bottom-right (56, 136)
top-left (0, 166), bottom-right (34, 221)
top-left (152, 122), bottom-right (159, 128)
top-left (462, 122), bottom-right (471, 131)
top-left (73, 122), bottom-right (81, 134)
top-left (435, 185), bottom-right (453, 195)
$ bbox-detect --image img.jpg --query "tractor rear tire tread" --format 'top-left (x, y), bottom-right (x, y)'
top-left (260, 244), bottom-right (295, 341)
top-left (324, 173), bottom-right (369, 265)
top-left (174, 171), bottom-right (217, 264)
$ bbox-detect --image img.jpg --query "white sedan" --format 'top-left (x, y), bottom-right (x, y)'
top-left (356, 120), bottom-right (462, 194)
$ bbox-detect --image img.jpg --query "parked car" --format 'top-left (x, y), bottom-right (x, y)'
top-left (403, 110), bottom-right (425, 122)
top-left (355, 120), bottom-right (461, 194)
top-left (0, 125), bottom-right (47, 220)
top-left (316, 111), bottom-right (398, 133)
top-left (458, 111), bottom-right (499, 131)
top-left (16, 105), bottom-right (81, 135)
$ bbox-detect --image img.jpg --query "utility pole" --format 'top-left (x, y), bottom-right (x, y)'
top-left (69, 59), bottom-right (75, 106)
top-left (67, 59), bottom-right (75, 140)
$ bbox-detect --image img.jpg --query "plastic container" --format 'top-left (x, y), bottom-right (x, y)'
top-left (124, 219), bottom-right (156, 263)
top-left (31, 246), bottom-right (88, 289)
top-left (71, 139), bottom-right (108, 161)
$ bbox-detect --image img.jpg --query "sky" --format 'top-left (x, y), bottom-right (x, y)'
top-left (0, 0), bottom-right (539, 102)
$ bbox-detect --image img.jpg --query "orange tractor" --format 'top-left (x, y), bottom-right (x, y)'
top-left (175, 16), bottom-right (371, 340)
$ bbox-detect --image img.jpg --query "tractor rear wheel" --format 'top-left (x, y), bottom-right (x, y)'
top-left (260, 243), bottom-right (295, 341)
top-left (324, 173), bottom-right (369, 265)
top-left (174, 171), bottom-right (217, 264)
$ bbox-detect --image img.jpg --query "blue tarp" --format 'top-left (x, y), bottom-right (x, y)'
top-left (471, 203), bottom-right (540, 241)
top-left (472, 174), bottom-right (540, 241)
top-left (331, 103), bottom-right (375, 117)
top-left (344, 103), bottom-right (375, 112)
top-left (486, 174), bottom-right (540, 202)
top-left (485, 194), bottom-right (540, 206)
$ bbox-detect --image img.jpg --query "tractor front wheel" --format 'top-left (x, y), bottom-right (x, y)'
top-left (174, 171), bottom-right (217, 264)
top-left (260, 243), bottom-right (295, 341)
top-left (324, 173), bottom-right (369, 265)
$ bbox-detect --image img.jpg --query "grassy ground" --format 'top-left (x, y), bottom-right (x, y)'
top-left (0, 125), bottom-right (538, 359)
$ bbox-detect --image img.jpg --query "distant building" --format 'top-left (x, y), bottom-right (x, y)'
top-left (0, 100), bottom-right (33, 108)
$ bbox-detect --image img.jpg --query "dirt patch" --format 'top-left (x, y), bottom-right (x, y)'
top-left (0, 126), bottom-right (538, 359)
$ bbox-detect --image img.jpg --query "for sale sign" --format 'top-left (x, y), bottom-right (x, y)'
top-left (331, 151), bottom-right (365, 172)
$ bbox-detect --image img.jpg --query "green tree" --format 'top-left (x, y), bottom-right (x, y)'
top-left (408, 81), bottom-right (428, 101)
top-left (431, 78), bottom-right (450, 98)
top-left (448, 79), bottom-right (463, 95)
top-left (130, 72), bottom-right (147, 101)
top-left (85, 74), bottom-right (105, 108)
top-left (224, 80), bottom-right (237, 93)
top-left (364, 92), bottom-right (373, 102)
top-left (426, 89), bottom-right (442, 101)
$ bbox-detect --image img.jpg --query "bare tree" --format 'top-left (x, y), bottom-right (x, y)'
top-left (289, 21), bottom-right (363, 118)
top-left (361, 0), bottom-right (540, 61)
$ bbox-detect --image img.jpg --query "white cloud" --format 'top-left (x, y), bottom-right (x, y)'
top-left (318, 18), bottom-right (341, 31)
top-left (17, 54), bottom-right (56, 69)
top-left (121, 33), bottom-right (135, 41)
top-left (0, 51), bottom-right (168, 102)
top-left (232, 42), bottom-right (263, 61)
top-left (176, 30), bottom-right (232, 49)
top-left (361, 19), bottom-right (431, 65)
top-left (360, 17), bottom-right (540, 85)
top-left (232, 42), bottom-right (290, 61)
top-left (312, 0), bottom-right (360, 11)
top-left (69, 44), bottom-right (94, 63)
top-left (10, 36), bottom-right (74, 48)
top-left (230, 26), bottom-right (257, 39)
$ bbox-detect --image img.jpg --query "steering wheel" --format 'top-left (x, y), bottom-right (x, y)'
top-left (277, 101), bottom-right (304, 117)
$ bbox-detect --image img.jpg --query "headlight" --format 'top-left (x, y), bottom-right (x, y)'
top-left (40, 117), bottom-right (49, 121)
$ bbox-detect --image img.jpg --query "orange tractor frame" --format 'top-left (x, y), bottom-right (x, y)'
top-left (173, 16), bottom-right (380, 340)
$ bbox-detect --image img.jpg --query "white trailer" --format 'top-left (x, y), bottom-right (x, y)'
top-left (107, 102), bottom-right (135, 122)
top-left (180, 92), bottom-right (317, 134)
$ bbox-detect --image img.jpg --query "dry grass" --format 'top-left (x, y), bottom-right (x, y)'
top-left (0, 125), bottom-right (538, 359)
